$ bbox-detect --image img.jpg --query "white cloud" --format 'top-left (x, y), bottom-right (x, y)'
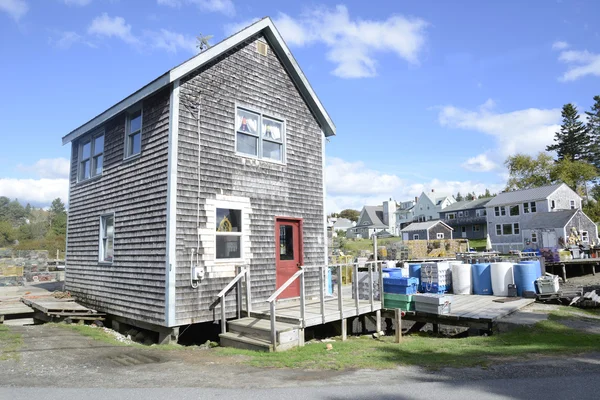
top-left (17, 158), bottom-right (70, 179)
top-left (0, 0), bottom-right (28, 21)
top-left (438, 99), bottom-right (561, 159)
top-left (157, 0), bottom-right (235, 16)
top-left (146, 29), bottom-right (197, 54)
top-left (462, 153), bottom-right (497, 172)
top-left (325, 157), bottom-right (504, 213)
top-left (557, 49), bottom-right (600, 81)
top-left (49, 31), bottom-right (96, 49)
top-left (88, 13), bottom-right (139, 45)
top-left (62, 0), bottom-right (91, 6)
top-left (552, 40), bottom-right (569, 50)
top-left (0, 178), bottom-right (69, 207)
top-left (226, 5), bottom-right (428, 78)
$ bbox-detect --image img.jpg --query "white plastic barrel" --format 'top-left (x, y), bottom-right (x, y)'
top-left (451, 263), bottom-right (472, 294)
top-left (490, 262), bottom-right (515, 296)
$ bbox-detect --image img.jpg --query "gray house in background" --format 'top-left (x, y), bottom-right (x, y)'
top-left (485, 183), bottom-right (589, 252)
top-left (401, 220), bottom-right (453, 241)
top-left (439, 198), bottom-right (491, 240)
top-left (62, 18), bottom-right (335, 342)
top-left (521, 209), bottom-right (598, 249)
top-left (347, 200), bottom-right (397, 239)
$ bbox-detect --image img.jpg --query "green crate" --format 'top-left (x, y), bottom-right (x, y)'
top-left (384, 293), bottom-right (415, 303)
top-left (383, 299), bottom-right (415, 311)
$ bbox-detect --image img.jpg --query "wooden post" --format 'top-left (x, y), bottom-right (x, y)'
top-left (562, 263), bottom-right (567, 282)
top-left (341, 318), bottom-right (347, 341)
top-left (395, 309), bottom-right (402, 343)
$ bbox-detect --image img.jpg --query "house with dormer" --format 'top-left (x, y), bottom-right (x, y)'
top-left (347, 200), bottom-right (397, 239)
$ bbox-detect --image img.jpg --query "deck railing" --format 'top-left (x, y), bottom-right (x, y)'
top-left (214, 265), bottom-right (251, 335)
top-left (266, 267), bottom-right (305, 347)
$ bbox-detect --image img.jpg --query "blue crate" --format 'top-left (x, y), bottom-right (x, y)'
top-left (420, 282), bottom-right (449, 294)
top-left (383, 282), bottom-right (418, 295)
top-left (383, 277), bottom-right (419, 287)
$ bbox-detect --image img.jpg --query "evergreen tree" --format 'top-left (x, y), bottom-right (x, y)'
top-left (49, 198), bottom-right (67, 237)
top-left (455, 192), bottom-right (464, 201)
top-left (546, 103), bottom-right (590, 161)
top-left (585, 95), bottom-right (600, 169)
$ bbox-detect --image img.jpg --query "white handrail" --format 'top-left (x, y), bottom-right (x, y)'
top-left (215, 266), bottom-right (250, 335)
top-left (217, 267), bottom-right (247, 298)
top-left (266, 268), bottom-right (304, 303)
top-left (266, 267), bottom-right (305, 349)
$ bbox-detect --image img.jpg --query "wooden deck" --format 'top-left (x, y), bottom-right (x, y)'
top-left (544, 259), bottom-right (598, 282)
top-left (253, 297), bottom-right (382, 327)
top-left (384, 295), bottom-right (535, 331)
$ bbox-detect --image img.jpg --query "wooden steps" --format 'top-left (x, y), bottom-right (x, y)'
top-left (219, 316), bottom-right (301, 352)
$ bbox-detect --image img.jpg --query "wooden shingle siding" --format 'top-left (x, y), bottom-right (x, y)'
top-left (174, 35), bottom-right (325, 325)
top-left (65, 88), bottom-right (171, 326)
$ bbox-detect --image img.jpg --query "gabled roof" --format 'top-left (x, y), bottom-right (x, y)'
top-left (486, 183), bottom-right (576, 207)
top-left (524, 209), bottom-right (578, 229)
top-left (441, 198), bottom-right (492, 213)
top-left (332, 218), bottom-right (354, 229)
top-left (62, 17), bottom-right (335, 145)
top-left (360, 206), bottom-right (387, 228)
top-left (422, 192), bottom-right (453, 206)
top-left (401, 220), bottom-right (454, 232)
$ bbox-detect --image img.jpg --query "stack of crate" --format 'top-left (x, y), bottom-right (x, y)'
top-left (413, 293), bottom-right (452, 315)
top-left (383, 277), bottom-right (419, 311)
top-left (351, 271), bottom-right (380, 301)
top-left (420, 262), bottom-right (452, 294)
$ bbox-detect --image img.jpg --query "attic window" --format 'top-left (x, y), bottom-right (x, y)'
top-left (257, 41), bottom-right (268, 56)
top-left (235, 107), bottom-right (284, 162)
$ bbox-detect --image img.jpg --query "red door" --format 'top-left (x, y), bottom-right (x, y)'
top-left (275, 218), bottom-right (303, 299)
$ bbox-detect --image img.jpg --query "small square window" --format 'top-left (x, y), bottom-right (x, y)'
top-left (413, 234), bottom-right (419, 240)
top-left (509, 205), bottom-right (520, 216)
top-left (126, 109), bottom-right (142, 158)
top-left (437, 233), bottom-right (444, 239)
top-left (503, 224), bottom-right (513, 235)
top-left (99, 214), bottom-right (114, 263)
top-left (235, 108), bottom-right (284, 162)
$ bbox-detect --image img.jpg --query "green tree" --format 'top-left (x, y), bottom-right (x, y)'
top-left (48, 198), bottom-right (67, 236)
top-left (479, 188), bottom-right (493, 198)
top-left (455, 192), bottom-right (463, 201)
top-left (583, 200), bottom-right (600, 223)
top-left (339, 209), bottom-right (360, 222)
top-left (551, 158), bottom-right (598, 196)
top-left (585, 95), bottom-right (600, 169)
top-left (546, 103), bottom-right (590, 161)
top-left (505, 152), bottom-right (555, 190)
top-left (0, 221), bottom-right (16, 246)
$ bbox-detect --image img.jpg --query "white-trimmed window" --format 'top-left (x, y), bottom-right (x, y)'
top-left (582, 231), bottom-right (589, 243)
top-left (235, 107), bottom-right (284, 162)
top-left (509, 205), bottom-right (519, 216)
top-left (570, 200), bottom-right (576, 210)
top-left (447, 213), bottom-right (456, 220)
top-left (99, 214), bottom-right (114, 263)
top-left (464, 211), bottom-right (469, 217)
top-left (496, 224), bottom-right (502, 235)
top-left (476, 209), bottom-right (486, 217)
top-left (413, 234), bottom-right (419, 240)
top-left (513, 223), bottom-right (520, 234)
top-left (79, 132), bottom-right (104, 181)
top-left (523, 202), bottom-right (536, 213)
top-left (473, 225), bottom-right (480, 232)
top-left (436, 232), bottom-right (444, 239)
top-left (502, 224), bottom-right (513, 235)
top-left (125, 108), bottom-right (142, 158)
top-left (216, 208), bottom-right (242, 259)
top-left (531, 232), bottom-right (537, 243)
top-left (458, 211), bottom-right (463, 217)
top-left (494, 206), bottom-right (506, 216)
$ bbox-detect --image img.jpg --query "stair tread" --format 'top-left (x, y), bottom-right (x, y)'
top-left (228, 317), bottom-right (298, 332)
top-left (219, 332), bottom-right (272, 348)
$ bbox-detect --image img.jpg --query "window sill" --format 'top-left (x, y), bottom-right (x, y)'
top-left (123, 153), bottom-right (142, 164)
top-left (74, 174), bottom-right (103, 188)
top-left (214, 258), bottom-right (245, 264)
top-left (236, 153), bottom-right (286, 166)
top-left (98, 261), bottom-right (113, 266)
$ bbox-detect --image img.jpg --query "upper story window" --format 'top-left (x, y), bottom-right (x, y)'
top-left (235, 107), bottom-right (284, 162)
top-left (509, 205), bottom-right (520, 216)
top-left (79, 131), bottom-right (104, 181)
top-left (436, 232), bottom-right (444, 239)
top-left (551, 200), bottom-right (556, 209)
top-left (476, 209), bottom-right (486, 217)
top-left (99, 214), bottom-right (114, 263)
top-left (125, 109), bottom-right (142, 158)
top-left (458, 211), bottom-right (464, 217)
top-left (570, 200), bottom-right (576, 209)
top-left (523, 202), bottom-right (536, 213)
top-left (494, 206), bottom-right (506, 217)
top-left (582, 231), bottom-right (589, 243)
top-left (464, 211), bottom-right (469, 217)
top-left (447, 213), bottom-right (456, 220)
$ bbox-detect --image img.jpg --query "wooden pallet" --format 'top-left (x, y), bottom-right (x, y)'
top-left (21, 297), bottom-right (104, 322)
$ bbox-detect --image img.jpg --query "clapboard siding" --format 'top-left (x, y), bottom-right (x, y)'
top-left (65, 88), bottom-right (171, 326)
top-left (174, 35), bottom-right (325, 325)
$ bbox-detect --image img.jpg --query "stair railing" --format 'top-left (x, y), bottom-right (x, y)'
top-left (214, 266), bottom-right (251, 335)
top-left (266, 267), bottom-right (305, 347)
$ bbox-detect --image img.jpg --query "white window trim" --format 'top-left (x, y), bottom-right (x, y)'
top-left (99, 213), bottom-right (115, 264)
top-left (458, 211), bottom-right (463, 217)
top-left (437, 233), bottom-right (444, 239)
top-left (570, 200), bottom-right (576, 210)
top-left (531, 232), bottom-right (538, 243)
top-left (496, 224), bottom-right (502, 236)
top-left (447, 213), bottom-right (456, 220)
top-left (509, 205), bottom-right (519, 216)
top-left (582, 231), bottom-right (589, 243)
top-left (124, 104), bottom-right (143, 160)
top-left (513, 223), bottom-right (520, 234)
top-left (78, 129), bottom-right (105, 182)
top-left (215, 207), bottom-right (244, 262)
top-left (413, 234), bottom-right (419, 240)
top-left (234, 104), bottom-right (286, 164)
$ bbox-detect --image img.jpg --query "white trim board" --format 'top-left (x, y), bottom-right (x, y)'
top-left (62, 17), bottom-right (335, 146)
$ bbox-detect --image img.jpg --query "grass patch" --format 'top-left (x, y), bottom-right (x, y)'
top-left (468, 238), bottom-right (487, 251)
top-left (0, 325), bottom-right (23, 361)
top-left (217, 320), bottom-right (600, 370)
top-left (549, 306), bottom-right (600, 320)
top-left (341, 237), bottom-right (403, 256)
top-left (49, 323), bottom-right (184, 350)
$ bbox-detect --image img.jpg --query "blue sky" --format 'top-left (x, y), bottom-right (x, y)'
top-left (1, 0), bottom-right (599, 211)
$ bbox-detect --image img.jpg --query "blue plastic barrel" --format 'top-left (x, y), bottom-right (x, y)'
top-left (471, 263), bottom-right (493, 295)
top-left (409, 263), bottom-right (421, 287)
top-left (513, 263), bottom-right (538, 296)
top-left (382, 268), bottom-right (403, 278)
top-left (519, 260), bottom-right (542, 279)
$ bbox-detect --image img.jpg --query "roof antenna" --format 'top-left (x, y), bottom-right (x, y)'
top-left (196, 33), bottom-right (214, 53)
